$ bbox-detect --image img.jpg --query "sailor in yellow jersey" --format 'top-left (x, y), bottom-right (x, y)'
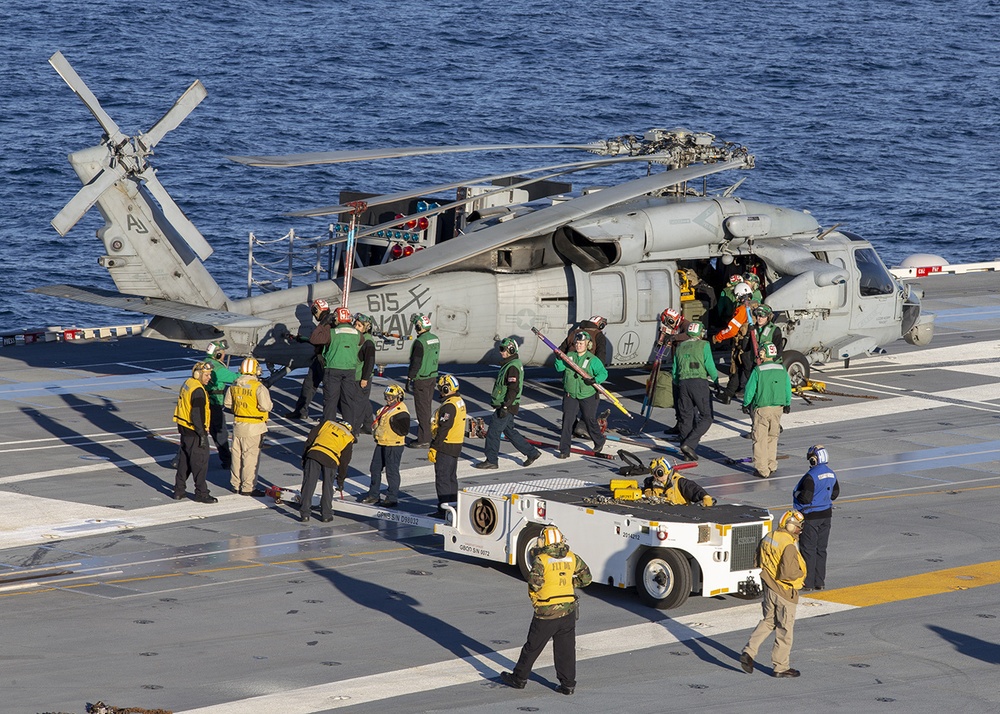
top-left (224, 357), bottom-right (273, 496)
top-left (500, 525), bottom-right (592, 695)
top-left (427, 374), bottom-right (465, 519)
top-left (741, 509), bottom-right (807, 678)
top-left (172, 361), bottom-right (218, 504)
top-left (360, 384), bottom-right (410, 507)
top-left (299, 419), bottom-right (356, 523)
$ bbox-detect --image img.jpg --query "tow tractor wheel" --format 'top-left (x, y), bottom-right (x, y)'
top-left (635, 548), bottom-right (692, 609)
top-left (515, 524), bottom-right (544, 581)
top-left (782, 350), bottom-right (810, 388)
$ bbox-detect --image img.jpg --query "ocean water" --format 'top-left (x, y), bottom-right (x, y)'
top-left (1, 0), bottom-right (998, 331)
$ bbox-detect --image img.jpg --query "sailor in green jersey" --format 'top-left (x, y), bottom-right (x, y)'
top-left (204, 340), bottom-right (238, 469)
top-left (406, 313), bottom-right (440, 447)
top-left (474, 338), bottom-right (541, 470)
top-left (554, 331), bottom-right (608, 458)
top-left (743, 343), bottom-right (793, 479)
top-left (671, 321), bottom-right (719, 462)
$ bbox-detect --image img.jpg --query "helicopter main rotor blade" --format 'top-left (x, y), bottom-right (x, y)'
top-left (139, 79), bottom-right (207, 149)
top-left (287, 153), bottom-right (656, 219)
top-left (351, 159), bottom-right (746, 288)
top-left (49, 52), bottom-right (126, 144)
top-left (228, 143), bottom-right (600, 168)
top-left (141, 170), bottom-right (214, 261)
top-left (51, 166), bottom-right (122, 236)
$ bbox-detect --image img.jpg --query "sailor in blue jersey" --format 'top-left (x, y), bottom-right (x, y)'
top-left (793, 445), bottom-right (840, 591)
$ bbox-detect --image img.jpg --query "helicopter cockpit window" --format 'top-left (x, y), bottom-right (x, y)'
top-left (636, 269), bottom-right (671, 321)
top-left (590, 272), bottom-right (625, 324)
top-left (854, 248), bottom-right (896, 297)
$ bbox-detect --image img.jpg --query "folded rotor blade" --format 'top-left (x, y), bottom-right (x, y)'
top-left (49, 52), bottom-right (125, 143)
top-left (139, 79), bottom-right (208, 149)
top-left (287, 154), bottom-right (654, 218)
top-left (228, 143), bottom-right (599, 168)
top-left (51, 167), bottom-right (122, 236)
top-left (141, 170), bottom-right (214, 261)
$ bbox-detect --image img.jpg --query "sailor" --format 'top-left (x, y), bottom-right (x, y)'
top-left (555, 331), bottom-right (608, 459)
top-left (473, 338), bottom-right (541, 470)
top-left (299, 419), bottom-right (355, 523)
top-left (671, 321), bottom-right (719, 462)
top-left (793, 445), bottom-right (840, 591)
top-left (744, 271), bottom-right (764, 303)
top-left (223, 357), bottom-right (272, 496)
top-left (360, 384), bottom-right (410, 507)
top-left (641, 457), bottom-right (714, 506)
top-left (428, 374), bottom-right (466, 518)
top-left (560, 316), bottom-right (609, 438)
top-left (172, 361), bottom-right (218, 504)
top-left (285, 298), bottom-right (333, 420)
top-left (751, 304), bottom-right (784, 363)
top-left (203, 340), bottom-right (238, 468)
top-left (742, 343), bottom-right (793, 479)
top-left (715, 273), bottom-right (745, 328)
top-left (406, 313), bottom-right (440, 448)
top-left (741, 510), bottom-right (807, 678)
top-left (322, 306), bottom-right (362, 426)
top-left (713, 281), bottom-right (757, 405)
top-left (500, 525), bottom-right (592, 695)
top-left (658, 307), bottom-right (690, 437)
top-left (353, 313), bottom-right (377, 435)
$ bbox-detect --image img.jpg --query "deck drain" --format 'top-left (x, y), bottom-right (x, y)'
top-left (141, 684), bottom-right (163, 690)
top-left (491, 640), bottom-right (510, 645)
top-left (688, 684), bottom-right (708, 689)
top-left (876, 698), bottom-right (896, 703)
top-left (407, 569), bottom-right (432, 576)
top-left (133, 619), bottom-right (154, 624)
top-left (478, 610), bottom-right (496, 615)
top-left (850, 663), bottom-right (870, 668)
top-left (669, 651), bottom-right (691, 656)
top-left (825, 632), bottom-right (844, 637)
top-left (977, 614), bottom-right (996, 619)
top-left (139, 652), bottom-right (158, 656)
top-left (322, 661), bottom-right (342, 666)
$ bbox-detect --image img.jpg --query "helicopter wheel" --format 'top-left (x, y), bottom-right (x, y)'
top-left (782, 350), bottom-right (810, 388)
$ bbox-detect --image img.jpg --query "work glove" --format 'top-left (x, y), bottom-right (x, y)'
top-left (583, 377), bottom-right (596, 386)
top-left (712, 379), bottom-right (720, 390)
top-left (427, 447), bottom-right (437, 464)
top-left (783, 405), bottom-right (791, 414)
top-left (495, 406), bottom-right (507, 419)
top-left (198, 434), bottom-right (208, 449)
top-left (405, 378), bottom-right (412, 393)
top-left (702, 495), bottom-right (714, 507)
top-left (741, 404), bottom-right (751, 415)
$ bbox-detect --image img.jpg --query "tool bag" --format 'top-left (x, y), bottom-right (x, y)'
top-left (652, 372), bottom-right (674, 409)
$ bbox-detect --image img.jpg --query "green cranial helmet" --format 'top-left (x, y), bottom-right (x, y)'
top-left (499, 337), bottom-right (518, 354)
top-left (686, 321), bottom-right (704, 338)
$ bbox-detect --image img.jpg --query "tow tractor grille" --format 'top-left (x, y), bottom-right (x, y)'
top-left (731, 524), bottom-right (762, 572)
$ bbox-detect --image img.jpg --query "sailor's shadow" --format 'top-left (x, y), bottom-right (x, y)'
top-left (304, 559), bottom-right (508, 677)
top-left (927, 624), bottom-right (1000, 665)
top-left (21, 393), bottom-right (176, 495)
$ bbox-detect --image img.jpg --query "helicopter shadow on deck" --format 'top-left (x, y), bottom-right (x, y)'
top-left (927, 625), bottom-right (1000, 665)
top-left (302, 558), bottom-right (511, 680)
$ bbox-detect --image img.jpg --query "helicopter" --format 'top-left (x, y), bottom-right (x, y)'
top-left (37, 52), bottom-right (934, 387)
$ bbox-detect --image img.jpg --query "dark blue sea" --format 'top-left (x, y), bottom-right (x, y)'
top-left (2, 0), bottom-right (998, 331)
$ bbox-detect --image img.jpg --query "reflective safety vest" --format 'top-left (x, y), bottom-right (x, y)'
top-left (323, 326), bottom-right (361, 370)
top-left (432, 395), bottom-right (466, 444)
top-left (644, 473), bottom-right (691, 505)
top-left (373, 401), bottom-right (408, 447)
top-left (490, 358), bottom-right (524, 407)
top-left (529, 552), bottom-right (578, 607)
top-left (173, 377), bottom-right (209, 431)
top-left (759, 529), bottom-right (806, 591)
top-left (355, 333), bottom-right (375, 381)
top-left (794, 464), bottom-right (837, 514)
top-left (230, 379), bottom-right (269, 423)
top-left (674, 339), bottom-right (710, 381)
top-left (412, 332), bottom-right (440, 380)
top-left (306, 421), bottom-right (354, 465)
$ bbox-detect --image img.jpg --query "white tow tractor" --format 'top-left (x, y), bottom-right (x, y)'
top-left (434, 477), bottom-right (770, 609)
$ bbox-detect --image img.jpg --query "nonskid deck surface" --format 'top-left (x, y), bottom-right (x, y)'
top-left (0, 271), bottom-right (998, 713)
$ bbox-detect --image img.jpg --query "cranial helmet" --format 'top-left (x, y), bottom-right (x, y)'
top-left (384, 384), bottom-right (404, 402)
top-left (206, 340), bottom-right (227, 358)
top-left (539, 525), bottom-right (564, 547)
top-left (661, 307), bottom-right (682, 325)
top-left (759, 342), bottom-right (779, 360)
top-left (807, 444), bottom-right (829, 466)
top-left (311, 298), bottom-right (330, 316)
top-left (728, 273), bottom-right (745, 286)
top-left (192, 361), bottom-right (212, 377)
top-left (334, 307), bottom-right (353, 324)
top-left (353, 313), bottom-right (373, 329)
top-left (499, 337), bottom-right (518, 354)
top-left (779, 510), bottom-right (805, 532)
top-left (589, 315), bottom-right (608, 330)
top-left (239, 357), bottom-right (260, 376)
top-left (753, 304), bottom-right (774, 318)
top-left (686, 321), bottom-right (704, 338)
top-left (744, 273), bottom-right (761, 286)
top-left (411, 313), bottom-right (432, 330)
top-left (574, 331), bottom-right (593, 346)
top-left (437, 373), bottom-right (459, 396)
top-left (650, 457), bottom-right (674, 479)
top-left (734, 282), bottom-right (753, 300)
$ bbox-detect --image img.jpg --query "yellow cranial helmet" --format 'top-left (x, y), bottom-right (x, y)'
top-left (650, 457), bottom-right (674, 479)
top-left (779, 510), bottom-right (805, 532)
top-left (239, 357), bottom-right (260, 375)
top-left (538, 525), bottom-right (564, 547)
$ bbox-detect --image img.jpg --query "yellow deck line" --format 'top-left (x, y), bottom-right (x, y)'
top-left (810, 559), bottom-right (1000, 607)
